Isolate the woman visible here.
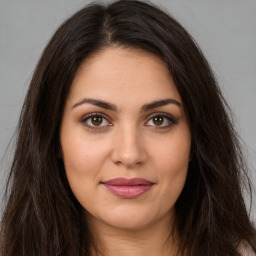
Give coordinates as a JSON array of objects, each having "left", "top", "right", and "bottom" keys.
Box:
[{"left": 1, "top": 0, "right": 255, "bottom": 255}]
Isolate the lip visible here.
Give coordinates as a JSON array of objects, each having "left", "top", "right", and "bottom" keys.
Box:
[{"left": 101, "top": 178, "right": 154, "bottom": 199}]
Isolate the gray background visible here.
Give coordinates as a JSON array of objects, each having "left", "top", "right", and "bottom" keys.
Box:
[{"left": 0, "top": 0, "right": 255, "bottom": 220}]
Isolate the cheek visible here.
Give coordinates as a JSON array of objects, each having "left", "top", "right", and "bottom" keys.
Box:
[
  {"left": 61, "top": 141, "right": 101, "bottom": 211},
  {"left": 61, "top": 128, "right": 109, "bottom": 174},
  {"left": 60, "top": 130, "right": 109, "bottom": 198},
  {"left": 152, "top": 131, "right": 190, "bottom": 201},
  {"left": 154, "top": 131, "right": 191, "bottom": 173}
]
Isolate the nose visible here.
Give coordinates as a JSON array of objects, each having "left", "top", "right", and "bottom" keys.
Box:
[{"left": 110, "top": 125, "right": 147, "bottom": 168}]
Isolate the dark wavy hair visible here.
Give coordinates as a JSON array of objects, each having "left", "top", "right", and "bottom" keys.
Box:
[{"left": 1, "top": 0, "right": 255, "bottom": 255}]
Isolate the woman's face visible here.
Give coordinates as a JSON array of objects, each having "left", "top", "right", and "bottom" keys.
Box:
[{"left": 60, "top": 47, "right": 191, "bottom": 231}]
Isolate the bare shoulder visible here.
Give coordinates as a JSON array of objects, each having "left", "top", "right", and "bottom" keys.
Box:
[{"left": 238, "top": 243, "right": 255, "bottom": 256}]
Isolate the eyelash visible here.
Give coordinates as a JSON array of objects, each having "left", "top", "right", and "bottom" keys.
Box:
[
  {"left": 80, "top": 112, "right": 177, "bottom": 130},
  {"left": 146, "top": 113, "right": 178, "bottom": 128},
  {"left": 80, "top": 113, "right": 112, "bottom": 130}
]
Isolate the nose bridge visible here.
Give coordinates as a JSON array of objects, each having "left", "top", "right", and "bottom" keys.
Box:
[{"left": 111, "top": 121, "right": 147, "bottom": 167}]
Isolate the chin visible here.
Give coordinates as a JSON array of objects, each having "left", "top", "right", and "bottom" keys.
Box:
[
  {"left": 96, "top": 205, "right": 171, "bottom": 232},
  {"left": 104, "top": 216, "right": 153, "bottom": 231}
]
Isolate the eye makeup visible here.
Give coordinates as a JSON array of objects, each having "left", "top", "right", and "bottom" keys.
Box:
[{"left": 79, "top": 111, "right": 178, "bottom": 131}]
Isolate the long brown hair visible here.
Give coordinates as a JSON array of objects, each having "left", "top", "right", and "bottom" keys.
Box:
[{"left": 1, "top": 0, "right": 255, "bottom": 255}]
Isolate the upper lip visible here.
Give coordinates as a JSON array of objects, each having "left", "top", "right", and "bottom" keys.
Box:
[{"left": 101, "top": 178, "right": 154, "bottom": 186}]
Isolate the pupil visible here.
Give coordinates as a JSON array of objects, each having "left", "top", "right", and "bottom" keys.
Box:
[
  {"left": 153, "top": 116, "right": 163, "bottom": 126},
  {"left": 92, "top": 116, "right": 102, "bottom": 126}
]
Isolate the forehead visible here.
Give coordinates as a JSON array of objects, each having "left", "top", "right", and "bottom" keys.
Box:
[{"left": 66, "top": 47, "right": 182, "bottom": 108}]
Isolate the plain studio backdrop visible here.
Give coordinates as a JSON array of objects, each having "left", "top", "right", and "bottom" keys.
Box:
[{"left": 0, "top": 0, "right": 255, "bottom": 221}]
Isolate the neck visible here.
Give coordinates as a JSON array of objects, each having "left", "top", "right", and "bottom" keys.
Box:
[{"left": 87, "top": 213, "right": 179, "bottom": 256}]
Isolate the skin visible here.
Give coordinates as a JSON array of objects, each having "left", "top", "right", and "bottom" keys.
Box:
[{"left": 60, "top": 47, "right": 191, "bottom": 256}]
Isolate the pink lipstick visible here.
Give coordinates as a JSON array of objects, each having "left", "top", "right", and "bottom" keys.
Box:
[{"left": 101, "top": 178, "right": 154, "bottom": 199}]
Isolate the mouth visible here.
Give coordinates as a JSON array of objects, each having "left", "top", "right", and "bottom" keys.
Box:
[{"left": 101, "top": 178, "right": 154, "bottom": 199}]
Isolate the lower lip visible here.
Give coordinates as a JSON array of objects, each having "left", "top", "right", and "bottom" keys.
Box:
[{"left": 103, "top": 184, "right": 153, "bottom": 199}]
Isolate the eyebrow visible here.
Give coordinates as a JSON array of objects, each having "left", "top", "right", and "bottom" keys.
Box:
[
  {"left": 141, "top": 99, "right": 181, "bottom": 112},
  {"left": 72, "top": 98, "right": 181, "bottom": 111},
  {"left": 72, "top": 98, "right": 117, "bottom": 111}
]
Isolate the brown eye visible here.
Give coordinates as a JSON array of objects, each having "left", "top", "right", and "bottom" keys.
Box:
[
  {"left": 152, "top": 116, "right": 164, "bottom": 126},
  {"left": 145, "top": 114, "right": 177, "bottom": 128},
  {"left": 91, "top": 116, "right": 103, "bottom": 126},
  {"left": 81, "top": 114, "right": 111, "bottom": 129}
]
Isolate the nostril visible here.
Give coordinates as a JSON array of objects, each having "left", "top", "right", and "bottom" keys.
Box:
[{"left": 110, "top": 132, "right": 147, "bottom": 167}]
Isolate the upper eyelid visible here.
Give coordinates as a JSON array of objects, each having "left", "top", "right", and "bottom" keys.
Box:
[
  {"left": 146, "top": 112, "right": 176, "bottom": 120},
  {"left": 81, "top": 112, "right": 112, "bottom": 122},
  {"left": 81, "top": 111, "right": 174, "bottom": 119},
  {"left": 80, "top": 112, "right": 177, "bottom": 126},
  {"left": 80, "top": 113, "right": 112, "bottom": 130},
  {"left": 145, "top": 112, "right": 178, "bottom": 127}
]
